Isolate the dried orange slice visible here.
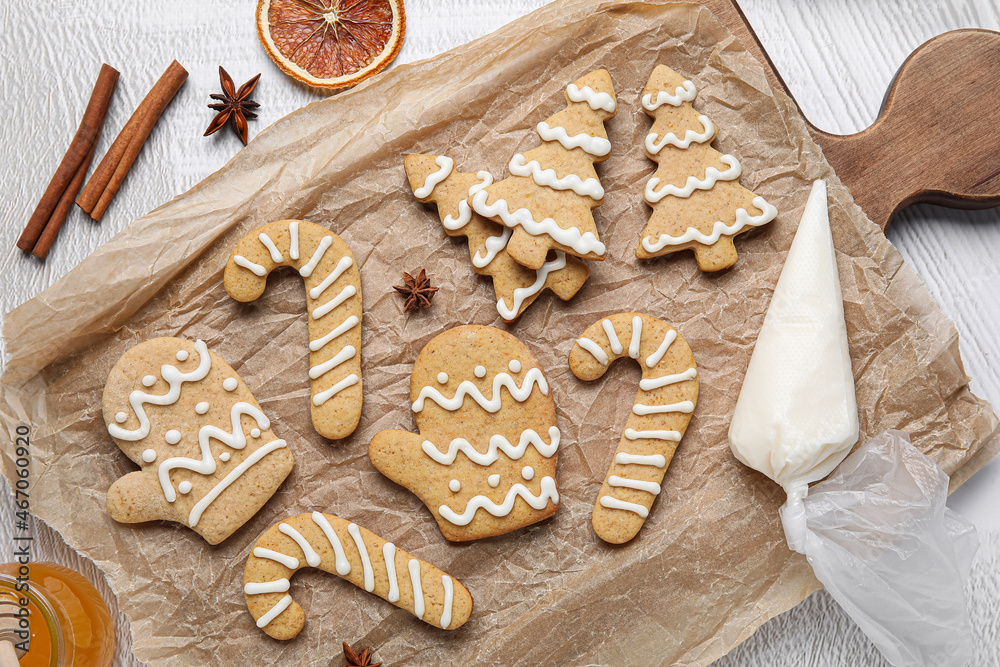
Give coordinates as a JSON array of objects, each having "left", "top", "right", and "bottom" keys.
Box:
[{"left": 256, "top": 0, "right": 405, "bottom": 91}]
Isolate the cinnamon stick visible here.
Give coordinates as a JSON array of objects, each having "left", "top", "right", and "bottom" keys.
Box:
[
  {"left": 78, "top": 60, "right": 188, "bottom": 221},
  {"left": 32, "top": 136, "right": 99, "bottom": 258},
  {"left": 16, "top": 63, "right": 119, "bottom": 252}
]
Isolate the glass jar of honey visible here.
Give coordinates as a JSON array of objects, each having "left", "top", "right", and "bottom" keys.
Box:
[{"left": 0, "top": 562, "right": 114, "bottom": 667}]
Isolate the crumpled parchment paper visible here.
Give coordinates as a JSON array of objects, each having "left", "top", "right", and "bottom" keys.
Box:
[{"left": 2, "top": 1, "right": 998, "bottom": 665}]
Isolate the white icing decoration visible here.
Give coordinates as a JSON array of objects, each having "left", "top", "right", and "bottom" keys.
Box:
[
  {"left": 348, "top": 523, "right": 375, "bottom": 593},
  {"left": 142, "top": 375, "right": 156, "bottom": 387},
  {"left": 279, "top": 522, "right": 322, "bottom": 568},
  {"left": 472, "top": 227, "right": 511, "bottom": 269},
  {"left": 234, "top": 255, "right": 267, "bottom": 276},
  {"left": 115, "top": 412, "right": 127, "bottom": 423},
  {"left": 488, "top": 475, "right": 500, "bottom": 488},
  {"left": 412, "top": 367, "right": 548, "bottom": 413},
  {"left": 471, "top": 189, "right": 606, "bottom": 257},
  {"left": 645, "top": 155, "right": 741, "bottom": 203},
  {"left": 624, "top": 429, "right": 682, "bottom": 442},
  {"left": 441, "top": 576, "right": 455, "bottom": 628},
  {"left": 288, "top": 221, "right": 300, "bottom": 260},
  {"left": 107, "top": 340, "right": 212, "bottom": 442},
  {"left": 383, "top": 543, "right": 399, "bottom": 602},
  {"left": 188, "top": 439, "right": 287, "bottom": 527},
  {"left": 536, "top": 121, "right": 611, "bottom": 157},
  {"left": 443, "top": 172, "right": 493, "bottom": 231},
  {"left": 474, "top": 366, "right": 486, "bottom": 378},
  {"left": 508, "top": 360, "right": 521, "bottom": 373},
  {"left": 309, "top": 315, "right": 360, "bottom": 353},
  {"left": 256, "top": 594, "right": 293, "bottom": 628},
  {"left": 309, "top": 345, "right": 356, "bottom": 380},
  {"left": 645, "top": 115, "right": 715, "bottom": 154},
  {"left": 496, "top": 251, "right": 566, "bottom": 320},
  {"left": 599, "top": 496, "right": 649, "bottom": 517},
  {"left": 312, "top": 285, "right": 357, "bottom": 319},
  {"left": 633, "top": 401, "right": 696, "bottom": 415},
  {"left": 414, "top": 155, "right": 454, "bottom": 198},
  {"left": 308, "top": 256, "right": 354, "bottom": 300},
  {"left": 175, "top": 350, "right": 189, "bottom": 361},
  {"left": 608, "top": 475, "right": 661, "bottom": 495},
  {"left": 422, "top": 426, "right": 560, "bottom": 467},
  {"left": 646, "top": 330, "right": 677, "bottom": 368},
  {"left": 642, "top": 80, "right": 697, "bottom": 111},
  {"left": 311, "top": 511, "right": 351, "bottom": 575},
  {"left": 408, "top": 559, "right": 425, "bottom": 619},
  {"left": 566, "top": 83, "right": 616, "bottom": 112},
  {"left": 439, "top": 476, "right": 559, "bottom": 526},
  {"left": 576, "top": 337, "right": 608, "bottom": 365},
  {"left": 628, "top": 317, "right": 643, "bottom": 359},
  {"left": 639, "top": 367, "right": 698, "bottom": 391},
  {"left": 178, "top": 481, "right": 192, "bottom": 495},
  {"left": 141, "top": 449, "right": 156, "bottom": 463},
  {"left": 195, "top": 401, "right": 209, "bottom": 415},
  {"left": 299, "top": 236, "right": 333, "bottom": 278},
  {"left": 244, "top": 579, "right": 290, "bottom": 595},
  {"left": 313, "top": 374, "right": 360, "bottom": 406},
  {"left": 164, "top": 430, "right": 181, "bottom": 445},
  {"left": 602, "top": 319, "right": 623, "bottom": 354},
  {"left": 449, "top": 479, "right": 461, "bottom": 493},
  {"left": 252, "top": 547, "right": 299, "bottom": 570},
  {"left": 508, "top": 153, "right": 604, "bottom": 200},
  {"left": 251, "top": 428, "right": 261, "bottom": 438},
  {"left": 642, "top": 197, "right": 778, "bottom": 251},
  {"left": 616, "top": 452, "right": 667, "bottom": 467},
  {"left": 218, "top": 452, "right": 231, "bottom": 462},
  {"left": 223, "top": 378, "right": 238, "bottom": 392},
  {"left": 437, "top": 372, "right": 449, "bottom": 384},
  {"left": 259, "top": 233, "right": 283, "bottom": 262},
  {"left": 521, "top": 466, "right": 534, "bottom": 481}
]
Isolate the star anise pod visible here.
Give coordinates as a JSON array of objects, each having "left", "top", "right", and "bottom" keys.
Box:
[
  {"left": 393, "top": 269, "right": 439, "bottom": 313},
  {"left": 204, "top": 66, "right": 261, "bottom": 145},
  {"left": 342, "top": 642, "right": 382, "bottom": 667}
]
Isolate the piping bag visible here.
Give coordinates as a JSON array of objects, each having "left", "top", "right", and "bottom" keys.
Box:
[{"left": 728, "top": 180, "right": 978, "bottom": 666}]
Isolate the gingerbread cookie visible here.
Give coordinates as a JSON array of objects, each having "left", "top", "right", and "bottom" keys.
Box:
[
  {"left": 569, "top": 314, "right": 699, "bottom": 544},
  {"left": 636, "top": 65, "right": 777, "bottom": 271},
  {"left": 369, "top": 326, "right": 560, "bottom": 541},
  {"left": 404, "top": 154, "right": 590, "bottom": 322},
  {"left": 470, "top": 70, "right": 616, "bottom": 269},
  {"left": 244, "top": 512, "right": 473, "bottom": 639},
  {"left": 224, "top": 220, "right": 362, "bottom": 440},
  {"left": 102, "top": 337, "right": 294, "bottom": 545}
]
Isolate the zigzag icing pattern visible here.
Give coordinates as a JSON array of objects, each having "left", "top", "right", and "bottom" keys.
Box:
[
  {"left": 438, "top": 476, "right": 559, "bottom": 526},
  {"left": 645, "top": 115, "right": 715, "bottom": 154},
  {"left": 644, "top": 154, "right": 741, "bottom": 202},
  {"left": 509, "top": 153, "right": 604, "bottom": 200},
  {"left": 412, "top": 367, "right": 549, "bottom": 413},
  {"left": 642, "top": 80, "right": 697, "bottom": 110},
  {"left": 421, "top": 426, "right": 561, "bottom": 466},
  {"left": 536, "top": 121, "right": 611, "bottom": 157},
  {"left": 471, "top": 189, "right": 607, "bottom": 256},
  {"left": 641, "top": 196, "right": 778, "bottom": 251}
]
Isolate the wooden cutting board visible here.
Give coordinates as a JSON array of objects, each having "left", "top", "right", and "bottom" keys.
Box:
[{"left": 706, "top": 0, "right": 1000, "bottom": 230}]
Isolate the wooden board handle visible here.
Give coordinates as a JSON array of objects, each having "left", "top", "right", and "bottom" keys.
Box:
[{"left": 807, "top": 29, "right": 1000, "bottom": 230}]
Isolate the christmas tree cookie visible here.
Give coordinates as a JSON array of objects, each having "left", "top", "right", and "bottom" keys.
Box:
[
  {"left": 471, "top": 69, "right": 616, "bottom": 270},
  {"left": 404, "top": 154, "right": 590, "bottom": 322},
  {"left": 637, "top": 65, "right": 777, "bottom": 271}
]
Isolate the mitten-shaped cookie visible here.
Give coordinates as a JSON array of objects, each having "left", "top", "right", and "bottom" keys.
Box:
[
  {"left": 471, "top": 70, "right": 615, "bottom": 269},
  {"left": 637, "top": 65, "right": 777, "bottom": 271},
  {"left": 369, "top": 325, "right": 560, "bottom": 541},
  {"left": 103, "top": 337, "right": 294, "bottom": 545},
  {"left": 570, "top": 314, "right": 699, "bottom": 544},
  {"left": 224, "top": 220, "right": 362, "bottom": 440},
  {"left": 244, "top": 512, "right": 473, "bottom": 639},
  {"left": 404, "top": 154, "right": 590, "bottom": 322}
]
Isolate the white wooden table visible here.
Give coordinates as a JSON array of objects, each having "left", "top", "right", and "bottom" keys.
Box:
[{"left": 2, "top": 1, "right": 997, "bottom": 664}]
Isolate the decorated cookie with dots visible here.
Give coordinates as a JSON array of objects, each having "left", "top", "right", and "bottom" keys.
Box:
[
  {"left": 569, "top": 313, "right": 699, "bottom": 544},
  {"left": 244, "top": 512, "right": 473, "bottom": 640},
  {"left": 224, "top": 220, "right": 363, "bottom": 440},
  {"left": 102, "top": 337, "right": 294, "bottom": 545},
  {"left": 403, "top": 154, "right": 590, "bottom": 322},
  {"left": 369, "top": 326, "right": 561, "bottom": 541},
  {"left": 470, "top": 69, "right": 616, "bottom": 270}
]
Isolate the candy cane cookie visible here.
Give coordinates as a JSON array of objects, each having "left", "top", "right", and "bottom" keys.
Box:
[
  {"left": 224, "top": 220, "right": 362, "bottom": 440},
  {"left": 569, "top": 313, "right": 699, "bottom": 544},
  {"left": 244, "top": 512, "right": 473, "bottom": 639}
]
